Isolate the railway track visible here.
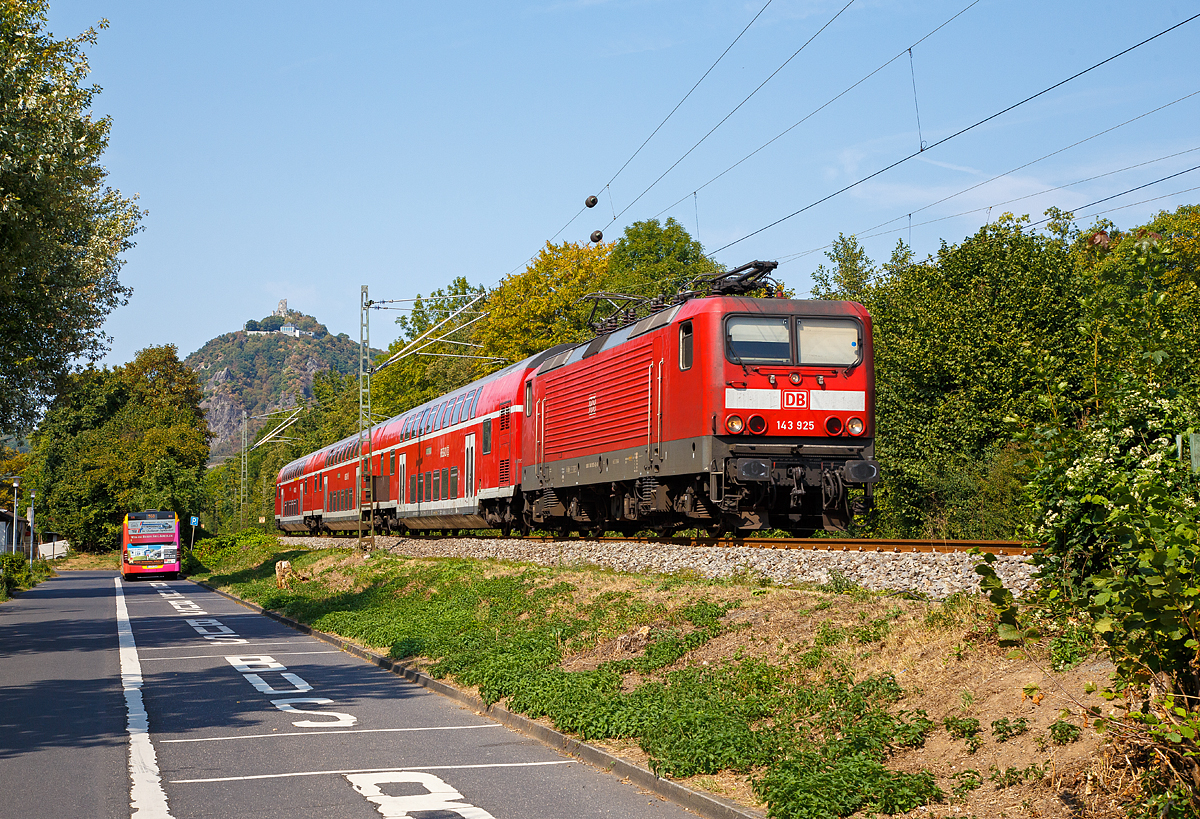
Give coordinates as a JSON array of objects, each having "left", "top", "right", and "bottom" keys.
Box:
[
  {"left": 312, "top": 530, "right": 1038, "bottom": 557},
  {"left": 506, "top": 534, "right": 1034, "bottom": 556}
]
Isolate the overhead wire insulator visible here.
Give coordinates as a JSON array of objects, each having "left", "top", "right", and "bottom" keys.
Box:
[
  {"left": 585, "top": 195, "right": 599, "bottom": 208},
  {"left": 590, "top": 230, "right": 604, "bottom": 243}
]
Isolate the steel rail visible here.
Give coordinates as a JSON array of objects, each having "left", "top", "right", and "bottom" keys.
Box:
[{"left": 524, "top": 535, "right": 1038, "bottom": 556}]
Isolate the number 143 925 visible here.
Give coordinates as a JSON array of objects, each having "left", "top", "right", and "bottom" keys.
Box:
[{"left": 776, "top": 419, "right": 816, "bottom": 431}]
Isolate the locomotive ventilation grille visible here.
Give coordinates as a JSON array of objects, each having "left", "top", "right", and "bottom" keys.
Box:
[{"left": 499, "top": 458, "right": 511, "bottom": 486}]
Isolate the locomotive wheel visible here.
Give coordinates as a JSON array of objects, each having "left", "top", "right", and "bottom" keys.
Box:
[{"left": 500, "top": 525, "right": 513, "bottom": 538}]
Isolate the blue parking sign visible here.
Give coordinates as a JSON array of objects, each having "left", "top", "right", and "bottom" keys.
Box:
[{"left": 190, "top": 516, "right": 199, "bottom": 527}]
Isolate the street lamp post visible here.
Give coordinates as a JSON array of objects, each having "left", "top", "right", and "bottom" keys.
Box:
[
  {"left": 28, "top": 489, "right": 35, "bottom": 570},
  {"left": 11, "top": 477, "right": 18, "bottom": 556}
]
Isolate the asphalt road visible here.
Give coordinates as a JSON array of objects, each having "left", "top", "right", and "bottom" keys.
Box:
[{"left": 0, "top": 571, "right": 698, "bottom": 819}]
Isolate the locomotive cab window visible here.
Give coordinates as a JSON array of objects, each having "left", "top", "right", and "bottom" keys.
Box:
[
  {"left": 796, "top": 318, "right": 861, "bottom": 366},
  {"left": 524, "top": 381, "right": 533, "bottom": 416},
  {"left": 726, "top": 316, "right": 791, "bottom": 365},
  {"left": 679, "top": 321, "right": 693, "bottom": 371}
]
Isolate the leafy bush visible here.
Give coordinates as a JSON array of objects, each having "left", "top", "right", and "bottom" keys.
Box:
[
  {"left": 1049, "top": 719, "right": 1081, "bottom": 746},
  {"left": 991, "top": 717, "right": 1029, "bottom": 742}
]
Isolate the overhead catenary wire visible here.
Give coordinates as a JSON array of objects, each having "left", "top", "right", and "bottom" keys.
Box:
[
  {"left": 779, "top": 147, "right": 1200, "bottom": 261},
  {"left": 654, "top": 0, "right": 984, "bottom": 220},
  {"left": 775, "top": 89, "right": 1200, "bottom": 263},
  {"left": 502, "top": 1, "right": 774, "bottom": 278},
  {"left": 709, "top": 12, "right": 1200, "bottom": 256},
  {"left": 603, "top": 0, "right": 859, "bottom": 229},
  {"left": 602, "top": 0, "right": 775, "bottom": 192}
]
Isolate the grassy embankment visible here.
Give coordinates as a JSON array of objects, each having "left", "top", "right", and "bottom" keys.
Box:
[{"left": 187, "top": 531, "right": 1112, "bottom": 819}]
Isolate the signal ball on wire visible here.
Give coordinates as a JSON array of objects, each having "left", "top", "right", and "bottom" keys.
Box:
[
  {"left": 591, "top": 230, "right": 604, "bottom": 243},
  {"left": 585, "top": 195, "right": 599, "bottom": 208}
]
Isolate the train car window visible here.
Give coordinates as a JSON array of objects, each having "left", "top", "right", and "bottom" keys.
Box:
[
  {"left": 410, "top": 474, "right": 417, "bottom": 504},
  {"left": 796, "top": 318, "right": 861, "bottom": 366},
  {"left": 450, "top": 395, "right": 464, "bottom": 426},
  {"left": 417, "top": 472, "right": 424, "bottom": 503},
  {"left": 679, "top": 321, "right": 694, "bottom": 370},
  {"left": 424, "top": 471, "right": 432, "bottom": 503},
  {"left": 482, "top": 419, "right": 492, "bottom": 454},
  {"left": 450, "top": 467, "right": 459, "bottom": 500},
  {"left": 468, "top": 389, "right": 480, "bottom": 419},
  {"left": 525, "top": 381, "right": 533, "bottom": 416},
  {"left": 390, "top": 451, "right": 396, "bottom": 475},
  {"left": 726, "top": 316, "right": 792, "bottom": 364},
  {"left": 432, "top": 470, "right": 441, "bottom": 502},
  {"left": 441, "top": 468, "right": 449, "bottom": 500}
]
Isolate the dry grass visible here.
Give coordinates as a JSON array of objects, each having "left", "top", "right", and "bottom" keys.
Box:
[{"left": 53, "top": 550, "right": 120, "bottom": 571}]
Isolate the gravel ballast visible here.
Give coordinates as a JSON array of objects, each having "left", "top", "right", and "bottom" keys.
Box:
[{"left": 277, "top": 535, "right": 1036, "bottom": 599}]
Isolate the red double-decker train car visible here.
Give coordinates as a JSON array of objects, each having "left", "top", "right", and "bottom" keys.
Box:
[{"left": 276, "top": 265, "right": 880, "bottom": 537}]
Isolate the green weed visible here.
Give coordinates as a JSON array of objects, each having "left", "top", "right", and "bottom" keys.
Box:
[
  {"left": 991, "top": 717, "right": 1030, "bottom": 742},
  {"left": 1049, "top": 719, "right": 1082, "bottom": 745}
]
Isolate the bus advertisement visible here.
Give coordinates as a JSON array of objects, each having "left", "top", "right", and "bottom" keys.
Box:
[{"left": 121, "top": 510, "right": 181, "bottom": 580}]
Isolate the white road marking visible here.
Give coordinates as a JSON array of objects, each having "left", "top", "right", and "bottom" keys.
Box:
[
  {"left": 244, "top": 672, "right": 313, "bottom": 694},
  {"left": 160, "top": 724, "right": 503, "bottom": 743},
  {"left": 138, "top": 642, "right": 323, "bottom": 650},
  {"left": 225, "top": 655, "right": 286, "bottom": 672},
  {"left": 114, "top": 578, "right": 174, "bottom": 818},
  {"left": 172, "top": 760, "right": 573, "bottom": 784},
  {"left": 348, "top": 771, "right": 495, "bottom": 818},
  {"left": 271, "top": 698, "right": 357, "bottom": 727},
  {"left": 142, "top": 651, "right": 339, "bottom": 661}
]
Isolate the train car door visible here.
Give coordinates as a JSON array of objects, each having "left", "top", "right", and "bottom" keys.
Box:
[
  {"left": 398, "top": 453, "right": 406, "bottom": 510},
  {"left": 498, "top": 403, "right": 512, "bottom": 488},
  {"left": 464, "top": 434, "right": 476, "bottom": 500}
]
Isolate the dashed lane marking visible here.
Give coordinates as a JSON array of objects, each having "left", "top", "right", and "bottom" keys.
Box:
[
  {"left": 115, "top": 578, "right": 175, "bottom": 818},
  {"left": 138, "top": 641, "right": 322, "bottom": 650},
  {"left": 171, "top": 760, "right": 573, "bottom": 784},
  {"left": 141, "top": 651, "right": 341, "bottom": 661},
  {"left": 160, "top": 724, "right": 504, "bottom": 743}
]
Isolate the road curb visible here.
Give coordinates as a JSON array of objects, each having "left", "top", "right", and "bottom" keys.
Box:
[{"left": 192, "top": 579, "right": 764, "bottom": 819}]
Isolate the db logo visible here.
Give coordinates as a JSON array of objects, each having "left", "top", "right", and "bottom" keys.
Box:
[{"left": 783, "top": 391, "right": 808, "bottom": 410}]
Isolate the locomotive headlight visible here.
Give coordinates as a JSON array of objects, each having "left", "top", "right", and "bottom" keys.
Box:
[
  {"left": 788, "top": 372, "right": 801, "bottom": 385},
  {"left": 726, "top": 415, "right": 744, "bottom": 434},
  {"left": 847, "top": 417, "right": 864, "bottom": 436}
]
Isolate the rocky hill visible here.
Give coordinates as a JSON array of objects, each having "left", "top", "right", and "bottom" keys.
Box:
[{"left": 185, "top": 309, "right": 361, "bottom": 459}]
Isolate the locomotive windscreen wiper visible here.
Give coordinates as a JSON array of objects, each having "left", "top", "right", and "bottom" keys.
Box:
[{"left": 726, "top": 333, "right": 749, "bottom": 374}]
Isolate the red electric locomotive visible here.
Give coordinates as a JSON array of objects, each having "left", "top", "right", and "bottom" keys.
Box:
[{"left": 276, "top": 262, "right": 880, "bottom": 537}]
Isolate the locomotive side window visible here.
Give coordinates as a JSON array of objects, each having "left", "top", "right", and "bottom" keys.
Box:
[
  {"left": 679, "top": 321, "right": 693, "bottom": 371},
  {"left": 525, "top": 381, "right": 533, "bottom": 416},
  {"left": 482, "top": 419, "right": 492, "bottom": 454},
  {"left": 726, "top": 316, "right": 791, "bottom": 365},
  {"left": 796, "top": 318, "right": 861, "bottom": 366}
]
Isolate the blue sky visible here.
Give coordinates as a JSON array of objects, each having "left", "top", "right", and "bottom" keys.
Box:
[{"left": 47, "top": 1, "right": 1200, "bottom": 364}]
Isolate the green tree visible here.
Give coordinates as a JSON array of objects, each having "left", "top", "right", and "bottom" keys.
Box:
[
  {"left": 607, "top": 217, "right": 723, "bottom": 300},
  {"left": 475, "top": 240, "right": 613, "bottom": 363},
  {"left": 29, "top": 345, "right": 210, "bottom": 550},
  {"left": 0, "top": 2, "right": 144, "bottom": 434}
]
